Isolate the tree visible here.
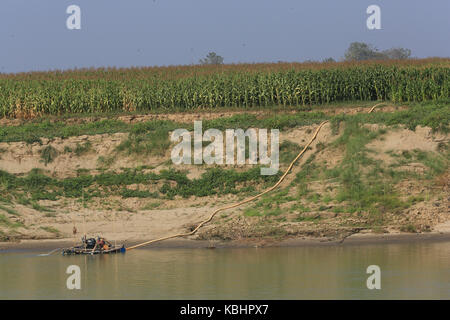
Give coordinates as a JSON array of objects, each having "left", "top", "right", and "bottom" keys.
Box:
[
  {"left": 381, "top": 47, "right": 411, "bottom": 60},
  {"left": 344, "top": 42, "right": 412, "bottom": 61},
  {"left": 344, "top": 42, "right": 384, "bottom": 61},
  {"left": 322, "top": 57, "right": 336, "bottom": 63},
  {"left": 199, "top": 52, "right": 224, "bottom": 65}
]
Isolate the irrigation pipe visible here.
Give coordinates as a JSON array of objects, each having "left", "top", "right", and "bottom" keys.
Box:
[{"left": 125, "top": 102, "right": 385, "bottom": 251}]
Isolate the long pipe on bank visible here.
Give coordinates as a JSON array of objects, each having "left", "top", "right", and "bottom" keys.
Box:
[{"left": 125, "top": 102, "right": 386, "bottom": 251}]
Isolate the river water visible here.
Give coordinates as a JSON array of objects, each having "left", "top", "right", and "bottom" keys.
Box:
[{"left": 0, "top": 240, "right": 449, "bottom": 299}]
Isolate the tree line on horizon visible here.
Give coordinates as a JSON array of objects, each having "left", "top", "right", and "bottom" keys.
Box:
[{"left": 201, "top": 42, "right": 412, "bottom": 65}]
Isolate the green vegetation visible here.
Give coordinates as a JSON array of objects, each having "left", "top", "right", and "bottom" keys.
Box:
[
  {"left": 0, "top": 213, "right": 23, "bottom": 229},
  {"left": 31, "top": 202, "right": 54, "bottom": 213},
  {"left": 0, "top": 102, "right": 448, "bottom": 147},
  {"left": 0, "top": 59, "right": 448, "bottom": 241},
  {"left": 329, "top": 123, "right": 406, "bottom": 223},
  {"left": 243, "top": 208, "right": 261, "bottom": 217},
  {"left": 73, "top": 141, "right": 92, "bottom": 156},
  {"left": 294, "top": 214, "right": 321, "bottom": 222},
  {"left": 244, "top": 206, "right": 282, "bottom": 217},
  {"left": 243, "top": 188, "right": 294, "bottom": 218},
  {"left": 0, "top": 166, "right": 279, "bottom": 203},
  {"left": 1, "top": 59, "right": 448, "bottom": 118},
  {"left": 346, "top": 100, "right": 450, "bottom": 132},
  {"left": 120, "top": 189, "right": 159, "bottom": 198},
  {"left": 39, "top": 145, "right": 58, "bottom": 165},
  {"left": 344, "top": 42, "right": 411, "bottom": 61},
  {"left": 115, "top": 122, "right": 175, "bottom": 157},
  {"left": 279, "top": 141, "right": 302, "bottom": 164},
  {"left": 0, "top": 119, "right": 129, "bottom": 143},
  {"left": 199, "top": 52, "right": 224, "bottom": 65},
  {"left": 0, "top": 230, "right": 8, "bottom": 241},
  {"left": 141, "top": 202, "right": 161, "bottom": 210},
  {"left": 388, "top": 148, "right": 448, "bottom": 179},
  {"left": 400, "top": 224, "right": 417, "bottom": 233},
  {"left": 0, "top": 204, "right": 18, "bottom": 216},
  {"left": 294, "top": 117, "right": 449, "bottom": 225},
  {"left": 40, "top": 226, "right": 61, "bottom": 236}
]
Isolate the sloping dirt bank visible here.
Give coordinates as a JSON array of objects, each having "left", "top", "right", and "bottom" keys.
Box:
[{"left": 0, "top": 107, "right": 448, "bottom": 248}]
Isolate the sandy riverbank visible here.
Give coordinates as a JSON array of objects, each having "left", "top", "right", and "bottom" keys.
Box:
[
  {"left": 1, "top": 107, "right": 448, "bottom": 254},
  {"left": 1, "top": 231, "right": 449, "bottom": 253}
]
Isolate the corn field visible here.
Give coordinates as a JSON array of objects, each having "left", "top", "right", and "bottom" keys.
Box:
[{"left": 0, "top": 59, "right": 449, "bottom": 118}]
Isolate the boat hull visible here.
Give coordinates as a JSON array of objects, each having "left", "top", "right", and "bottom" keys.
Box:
[{"left": 62, "top": 245, "right": 126, "bottom": 255}]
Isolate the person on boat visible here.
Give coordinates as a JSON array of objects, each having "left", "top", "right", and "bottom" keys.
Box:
[
  {"left": 97, "top": 237, "right": 112, "bottom": 251},
  {"left": 97, "top": 237, "right": 105, "bottom": 250}
]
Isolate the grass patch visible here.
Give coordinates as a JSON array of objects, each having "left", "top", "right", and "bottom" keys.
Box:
[
  {"left": 0, "top": 204, "right": 18, "bottom": 216},
  {"left": 244, "top": 208, "right": 261, "bottom": 217},
  {"left": 40, "top": 226, "right": 61, "bottom": 236},
  {"left": 0, "top": 101, "right": 447, "bottom": 145},
  {"left": 39, "top": 145, "right": 58, "bottom": 165},
  {"left": 294, "top": 214, "right": 321, "bottom": 222},
  {"left": 74, "top": 141, "right": 92, "bottom": 156},
  {"left": 389, "top": 147, "right": 448, "bottom": 179},
  {"left": 141, "top": 202, "right": 161, "bottom": 210},
  {"left": 97, "top": 155, "right": 115, "bottom": 168},
  {"left": 31, "top": 202, "right": 54, "bottom": 213},
  {"left": 400, "top": 224, "right": 417, "bottom": 233},
  {"left": 279, "top": 140, "right": 302, "bottom": 164},
  {"left": 0, "top": 213, "right": 23, "bottom": 228},
  {"left": 120, "top": 189, "right": 159, "bottom": 198},
  {"left": 0, "top": 147, "right": 6, "bottom": 159},
  {"left": 347, "top": 100, "right": 450, "bottom": 133},
  {"left": 295, "top": 117, "right": 418, "bottom": 224},
  {"left": 0, "top": 165, "right": 279, "bottom": 201}
]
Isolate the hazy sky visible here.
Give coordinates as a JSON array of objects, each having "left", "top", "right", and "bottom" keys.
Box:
[{"left": 1, "top": 0, "right": 449, "bottom": 73}]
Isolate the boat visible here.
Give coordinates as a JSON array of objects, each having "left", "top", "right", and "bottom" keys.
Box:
[
  {"left": 62, "top": 236, "right": 126, "bottom": 255},
  {"left": 62, "top": 245, "right": 126, "bottom": 255}
]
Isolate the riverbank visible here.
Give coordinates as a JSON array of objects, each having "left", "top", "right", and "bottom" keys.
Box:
[
  {"left": 1, "top": 103, "right": 448, "bottom": 250},
  {"left": 2, "top": 230, "right": 450, "bottom": 253}
]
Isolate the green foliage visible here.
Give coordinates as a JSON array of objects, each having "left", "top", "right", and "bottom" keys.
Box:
[
  {"left": 0, "top": 119, "right": 129, "bottom": 143},
  {"left": 40, "top": 226, "right": 61, "bottom": 235},
  {"left": 352, "top": 101, "right": 450, "bottom": 132},
  {"left": 279, "top": 140, "right": 302, "bottom": 164},
  {"left": 141, "top": 202, "right": 161, "bottom": 210},
  {"left": 244, "top": 206, "right": 282, "bottom": 217},
  {"left": 116, "top": 128, "right": 170, "bottom": 157},
  {"left": 400, "top": 224, "right": 417, "bottom": 233},
  {"left": 344, "top": 42, "right": 411, "bottom": 61},
  {"left": 199, "top": 52, "right": 224, "bottom": 65},
  {"left": 294, "top": 118, "right": 419, "bottom": 223},
  {"left": 344, "top": 42, "right": 386, "bottom": 61},
  {"left": 0, "top": 213, "right": 23, "bottom": 228},
  {"left": 1, "top": 60, "right": 448, "bottom": 118},
  {"left": 244, "top": 208, "right": 261, "bottom": 217},
  {"left": 120, "top": 189, "right": 159, "bottom": 198},
  {"left": 0, "top": 204, "right": 18, "bottom": 216},
  {"left": 294, "top": 214, "right": 320, "bottom": 222},
  {"left": 328, "top": 120, "right": 409, "bottom": 220},
  {"left": 31, "top": 202, "right": 54, "bottom": 213},
  {"left": 0, "top": 102, "right": 447, "bottom": 146},
  {"left": 73, "top": 141, "right": 92, "bottom": 156},
  {"left": 39, "top": 145, "right": 58, "bottom": 165},
  {"left": 163, "top": 167, "right": 280, "bottom": 198},
  {"left": 0, "top": 165, "right": 279, "bottom": 202}
]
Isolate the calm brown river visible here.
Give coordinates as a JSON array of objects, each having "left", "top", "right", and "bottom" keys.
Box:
[{"left": 0, "top": 241, "right": 449, "bottom": 299}]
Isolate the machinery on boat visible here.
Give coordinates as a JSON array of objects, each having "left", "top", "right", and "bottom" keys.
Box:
[{"left": 62, "top": 236, "right": 126, "bottom": 255}]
